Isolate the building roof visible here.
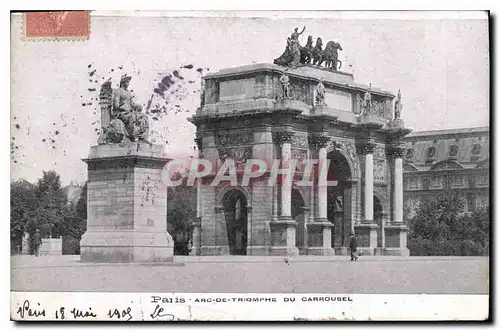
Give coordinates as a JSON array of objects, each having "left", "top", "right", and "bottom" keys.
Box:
[{"left": 406, "top": 126, "right": 489, "bottom": 138}]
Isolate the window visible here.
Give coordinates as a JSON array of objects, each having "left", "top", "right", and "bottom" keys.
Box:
[
  {"left": 471, "top": 144, "right": 481, "bottom": 162},
  {"left": 449, "top": 145, "right": 458, "bottom": 158},
  {"left": 426, "top": 146, "right": 436, "bottom": 163},
  {"left": 427, "top": 146, "right": 436, "bottom": 158}
]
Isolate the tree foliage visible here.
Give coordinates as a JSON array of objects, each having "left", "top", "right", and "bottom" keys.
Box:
[
  {"left": 10, "top": 171, "right": 87, "bottom": 254},
  {"left": 407, "top": 189, "right": 490, "bottom": 256},
  {"left": 167, "top": 176, "right": 196, "bottom": 255}
]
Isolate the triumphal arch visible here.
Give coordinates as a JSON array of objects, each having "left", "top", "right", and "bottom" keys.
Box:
[{"left": 189, "top": 30, "right": 411, "bottom": 256}]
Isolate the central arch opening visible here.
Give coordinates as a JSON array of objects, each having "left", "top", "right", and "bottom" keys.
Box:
[
  {"left": 222, "top": 189, "right": 248, "bottom": 255},
  {"left": 327, "top": 150, "right": 352, "bottom": 250}
]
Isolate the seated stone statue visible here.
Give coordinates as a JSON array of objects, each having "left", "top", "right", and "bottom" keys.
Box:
[{"left": 99, "top": 75, "right": 150, "bottom": 144}]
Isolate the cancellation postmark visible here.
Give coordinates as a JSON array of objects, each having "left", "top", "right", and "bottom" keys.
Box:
[{"left": 22, "top": 11, "right": 90, "bottom": 41}]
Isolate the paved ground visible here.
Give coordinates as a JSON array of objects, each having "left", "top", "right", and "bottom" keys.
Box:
[{"left": 11, "top": 255, "right": 489, "bottom": 294}]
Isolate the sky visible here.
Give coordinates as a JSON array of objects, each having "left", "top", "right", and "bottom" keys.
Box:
[{"left": 10, "top": 12, "right": 489, "bottom": 185}]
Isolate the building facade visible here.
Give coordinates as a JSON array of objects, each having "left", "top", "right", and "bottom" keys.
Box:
[{"left": 402, "top": 127, "right": 490, "bottom": 218}]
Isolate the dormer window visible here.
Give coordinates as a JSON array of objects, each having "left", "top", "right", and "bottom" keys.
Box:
[
  {"left": 449, "top": 145, "right": 458, "bottom": 159},
  {"left": 471, "top": 144, "right": 481, "bottom": 162},
  {"left": 426, "top": 146, "right": 436, "bottom": 163}
]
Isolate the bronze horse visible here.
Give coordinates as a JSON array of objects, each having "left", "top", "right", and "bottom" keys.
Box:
[
  {"left": 322, "top": 41, "right": 343, "bottom": 71},
  {"left": 311, "top": 37, "right": 324, "bottom": 66},
  {"left": 299, "top": 35, "right": 314, "bottom": 64}
]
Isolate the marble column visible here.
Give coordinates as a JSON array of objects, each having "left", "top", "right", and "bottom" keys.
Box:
[
  {"left": 317, "top": 145, "right": 328, "bottom": 222},
  {"left": 393, "top": 147, "right": 405, "bottom": 223},
  {"left": 270, "top": 132, "right": 298, "bottom": 256},
  {"left": 191, "top": 136, "right": 203, "bottom": 256},
  {"left": 306, "top": 133, "right": 334, "bottom": 256},
  {"left": 280, "top": 134, "right": 293, "bottom": 220},
  {"left": 363, "top": 143, "right": 375, "bottom": 222},
  {"left": 354, "top": 141, "right": 377, "bottom": 255},
  {"left": 191, "top": 178, "right": 202, "bottom": 256}
]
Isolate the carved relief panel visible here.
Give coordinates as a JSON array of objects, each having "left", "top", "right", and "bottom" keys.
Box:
[{"left": 374, "top": 159, "right": 386, "bottom": 181}]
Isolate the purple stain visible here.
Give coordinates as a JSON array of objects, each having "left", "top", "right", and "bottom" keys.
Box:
[
  {"left": 196, "top": 68, "right": 203, "bottom": 73},
  {"left": 88, "top": 88, "right": 96, "bottom": 92},
  {"left": 111, "top": 69, "right": 114, "bottom": 72},
  {"left": 42, "top": 139, "right": 46, "bottom": 142},
  {"left": 88, "top": 64, "right": 92, "bottom": 68},
  {"left": 89, "top": 69, "right": 97, "bottom": 77},
  {"left": 173, "top": 70, "right": 184, "bottom": 80},
  {"left": 15, "top": 124, "right": 20, "bottom": 129},
  {"left": 55, "top": 130, "right": 60, "bottom": 135},
  {"left": 82, "top": 103, "right": 86, "bottom": 106},
  {"left": 182, "top": 64, "right": 194, "bottom": 69},
  {"left": 152, "top": 117, "right": 159, "bottom": 121}
]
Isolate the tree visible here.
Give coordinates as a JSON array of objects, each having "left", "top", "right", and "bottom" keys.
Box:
[
  {"left": 33, "top": 171, "right": 68, "bottom": 238},
  {"left": 10, "top": 171, "right": 88, "bottom": 255},
  {"left": 10, "top": 179, "right": 37, "bottom": 253},
  {"left": 167, "top": 175, "right": 196, "bottom": 255},
  {"left": 408, "top": 189, "right": 490, "bottom": 256}
]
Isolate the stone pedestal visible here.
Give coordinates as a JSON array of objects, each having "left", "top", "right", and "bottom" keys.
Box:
[
  {"left": 354, "top": 223, "right": 378, "bottom": 256},
  {"left": 390, "top": 118, "right": 404, "bottom": 129},
  {"left": 80, "top": 143, "right": 174, "bottom": 263},
  {"left": 306, "top": 222, "right": 335, "bottom": 256},
  {"left": 360, "top": 114, "right": 385, "bottom": 126},
  {"left": 384, "top": 223, "right": 410, "bottom": 256},
  {"left": 269, "top": 219, "right": 299, "bottom": 256}
]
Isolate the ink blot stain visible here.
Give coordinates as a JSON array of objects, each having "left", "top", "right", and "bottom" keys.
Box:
[
  {"left": 182, "top": 64, "right": 194, "bottom": 69},
  {"left": 15, "top": 124, "right": 20, "bottom": 129},
  {"left": 196, "top": 68, "right": 203, "bottom": 73},
  {"left": 173, "top": 70, "right": 184, "bottom": 80}
]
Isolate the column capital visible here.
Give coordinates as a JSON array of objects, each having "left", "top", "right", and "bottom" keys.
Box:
[
  {"left": 273, "top": 131, "right": 294, "bottom": 145},
  {"left": 387, "top": 146, "right": 405, "bottom": 158},
  {"left": 308, "top": 133, "right": 330, "bottom": 150},
  {"left": 357, "top": 141, "right": 376, "bottom": 155}
]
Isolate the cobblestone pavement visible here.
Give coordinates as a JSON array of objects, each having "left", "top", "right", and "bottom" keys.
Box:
[{"left": 11, "top": 255, "right": 489, "bottom": 294}]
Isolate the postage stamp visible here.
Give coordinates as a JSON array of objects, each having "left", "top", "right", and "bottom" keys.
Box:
[
  {"left": 22, "top": 11, "right": 90, "bottom": 41},
  {"left": 10, "top": 10, "right": 490, "bottom": 322}
]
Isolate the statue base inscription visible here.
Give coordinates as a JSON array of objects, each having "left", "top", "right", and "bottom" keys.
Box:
[{"left": 80, "top": 143, "right": 174, "bottom": 263}]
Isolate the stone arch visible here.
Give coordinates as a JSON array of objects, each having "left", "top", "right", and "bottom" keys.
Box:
[
  {"left": 291, "top": 184, "right": 309, "bottom": 209},
  {"left": 220, "top": 187, "right": 250, "bottom": 255},
  {"left": 326, "top": 144, "right": 360, "bottom": 181},
  {"left": 217, "top": 184, "right": 251, "bottom": 207}
]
